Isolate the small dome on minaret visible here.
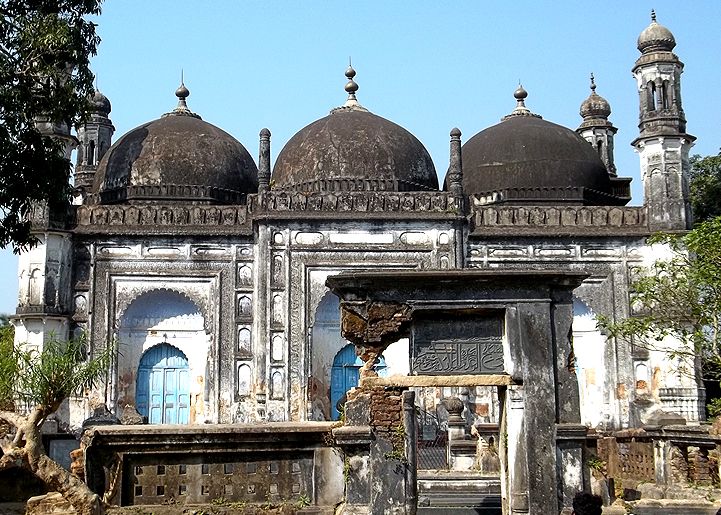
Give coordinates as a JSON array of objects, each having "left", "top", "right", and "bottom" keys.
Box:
[
  {"left": 89, "top": 89, "right": 111, "bottom": 115},
  {"left": 579, "top": 74, "right": 611, "bottom": 121},
  {"left": 637, "top": 10, "right": 676, "bottom": 53}
]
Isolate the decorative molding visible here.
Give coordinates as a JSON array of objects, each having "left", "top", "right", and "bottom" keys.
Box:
[{"left": 471, "top": 205, "right": 650, "bottom": 236}]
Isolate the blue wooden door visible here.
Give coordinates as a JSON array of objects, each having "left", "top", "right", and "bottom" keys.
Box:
[
  {"left": 330, "top": 344, "right": 386, "bottom": 420},
  {"left": 136, "top": 344, "right": 190, "bottom": 424}
]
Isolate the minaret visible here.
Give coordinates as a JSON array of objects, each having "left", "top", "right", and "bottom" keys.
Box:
[
  {"left": 577, "top": 74, "right": 617, "bottom": 176},
  {"left": 632, "top": 10, "right": 695, "bottom": 230},
  {"left": 75, "top": 89, "right": 114, "bottom": 194},
  {"left": 14, "top": 117, "right": 77, "bottom": 351}
]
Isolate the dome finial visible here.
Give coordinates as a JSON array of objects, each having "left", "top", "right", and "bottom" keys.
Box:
[
  {"left": 175, "top": 69, "right": 189, "bottom": 104},
  {"left": 332, "top": 61, "right": 368, "bottom": 113},
  {"left": 344, "top": 58, "right": 359, "bottom": 102},
  {"left": 163, "top": 71, "right": 201, "bottom": 119},
  {"left": 651, "top": 9, "right": 657, "bottom": 23},
  {"left": 590, "top": 73, "right": 596, "bottom": 92},
  {"left": 503, "top": 83, "right": 540, "bottom": 120}
]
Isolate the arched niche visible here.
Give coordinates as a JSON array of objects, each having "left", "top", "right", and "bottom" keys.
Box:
[{"left": 115, "top": 289, "right": 209, "bottom": 424}]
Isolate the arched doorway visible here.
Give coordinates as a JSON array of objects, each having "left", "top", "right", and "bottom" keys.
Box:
[
  {"left": 136, "top": 343, "right": 191, "bottom": 424},
  {"left": 118, "top": 289, "right": 207, "bottom": 423},
  {"left": 330, "top": 344, "right": 386, "bottom": 420}
]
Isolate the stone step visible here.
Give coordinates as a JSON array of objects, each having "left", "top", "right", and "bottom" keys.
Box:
[
  {"left": 418, "top": 472, "right": 501, "bottom": 511},
  {"left": 417, "top": 508, "right": 501, "bottom": 515}
]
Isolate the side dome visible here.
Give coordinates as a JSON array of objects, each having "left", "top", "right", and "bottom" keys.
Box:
[
  {"left": 91, "top": 84, "right": 258, "bottom": 204},
  {"left": 461, "top": 88, "right": 627, "bottom": 206},
  {"left": 271, "top": 67, "right": 438, "bottom": 192}
]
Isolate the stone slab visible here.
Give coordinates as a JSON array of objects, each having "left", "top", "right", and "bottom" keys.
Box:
[{"left": 361, "top": 374, "right": 516, "bottom": 388}]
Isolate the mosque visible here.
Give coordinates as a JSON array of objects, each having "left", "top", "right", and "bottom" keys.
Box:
[{"left": 13, "top": 13, "right": 700, "bottom": 433}]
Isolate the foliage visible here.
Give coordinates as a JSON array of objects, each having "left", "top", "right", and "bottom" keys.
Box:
[
  {"left": 0, "top": 315, "right": 16, "bottom": 408},
  {"left": 587, "top": 454, "right": 606, "bottom": 474},
  {"left": 0, "top": 0, "right": 102, "bottom": 251},
  {"left": 598, "top": 216, "right": 721, "bottom": 380},
  {"left": 689, "top": 149, "right": 721, "bottom": 224},
  {"left": 0, "top": 334, "right": 111, "bottom": 412},
  {"left": 0, "top": 333, "right": 112, "bottom": 513},
  {"left": 707, "top": 397, "right": 721, "bottom": 419}
]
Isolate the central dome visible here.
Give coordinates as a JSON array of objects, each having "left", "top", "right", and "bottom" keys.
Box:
[
  {"left": 271, "top": 67, "right": 438, "bottom": 192},
  {"left": 92, "top": 85, "right": 258, "bottom": 204}
]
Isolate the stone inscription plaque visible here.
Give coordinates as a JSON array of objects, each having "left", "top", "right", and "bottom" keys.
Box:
[
  {"left": 412, "top": 312, "right": 504, "bottom": 375},
  {"left": 413, "top": 337, "right": 503, "bottom": 374}
]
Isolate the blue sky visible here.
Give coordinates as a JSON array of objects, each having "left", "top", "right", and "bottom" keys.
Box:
[{"left": 2, "top": 1, "right": 720, "bottom": 314}]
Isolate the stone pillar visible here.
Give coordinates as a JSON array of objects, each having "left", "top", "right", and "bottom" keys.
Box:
[
  {"left": 444, "top": 396, "right": 476, "bottom": 471},
  {"left": 334, "top": 386, "right": 417, "bottom": 514},
  {"left": 473, "top": 423, "right": 501, "bottom": 475},
  {"left": 446, "top": 128, "right": 463, "bottom": 196},
  {"left": 556, "top": 424, "right": 588, "bottom": 510},
  {"left": 258, "top": 128, "right": 271, "bottom": 192}
]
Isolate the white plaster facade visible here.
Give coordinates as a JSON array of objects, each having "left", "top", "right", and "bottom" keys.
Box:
[{"left": 12, "top": 15, "right": 705, "bottom": 433}]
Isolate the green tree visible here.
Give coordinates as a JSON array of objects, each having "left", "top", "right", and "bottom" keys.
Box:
[
  {"left": 0, "top": 335, "right": 112, "bottom": 514},
  {"left": 689, "top": 149, "right": 721, "bottom": 224},
  {"left": 0, "top": 315, "right": 16, "bottom": 410},
  {"left": 598, "top": 216, "right": 721, "bottom": 397},
  {"left": 0, "top": 1, "right": 102, "bottom": 251}
]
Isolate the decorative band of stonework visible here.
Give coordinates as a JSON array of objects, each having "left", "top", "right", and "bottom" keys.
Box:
[
  {"left": 96, "top": 184, "right": 247, "bottom": 204},
  {"left": 275, "top": 177, "right": 438, "bottom": 193}
]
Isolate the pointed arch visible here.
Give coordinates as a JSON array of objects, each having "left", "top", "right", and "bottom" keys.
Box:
[{"left": 115, "top": 286, "right": 208, "bottom": 331}]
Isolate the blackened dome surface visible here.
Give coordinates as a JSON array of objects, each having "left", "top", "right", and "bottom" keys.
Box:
[
  {"left": 271, "top": 109, "right": 438, "bottom": 192},
  {"left": 461, "top": 116, "right": 615, "bottom": 202},
  {"left": 92, "top": 115, "right": 258, "bottom": 203}
]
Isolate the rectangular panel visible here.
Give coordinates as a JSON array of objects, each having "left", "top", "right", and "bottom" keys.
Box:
[
  {"left": 178, "top": 369, "right": 190, "bottom": 424},
  {"left": 412, "top": 339, "right": 504, "bottom": 375},
  {"left": 136, "top": 369, "right": 149, "bottom": 416},
  {"left": 412, "top": 312, "right": 505, "bottom": 375},
  {"left": 124, "top": 452, "right": 315, "bottom": 506},
  {"left": 164, "top": 369, "right": 178, "bottom": 424}
]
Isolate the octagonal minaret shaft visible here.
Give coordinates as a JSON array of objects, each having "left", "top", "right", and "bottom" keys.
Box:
[{"left": 632, "top": 11, "right": 695, "bottom": 230}]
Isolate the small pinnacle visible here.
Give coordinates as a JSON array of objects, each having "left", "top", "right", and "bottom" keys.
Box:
[
  {"left": 450, "top": 127, "right": 461, "bottom": 138},
  {"left": 344, "top": 65, "right": 359, "bottom": 100},
  {"left": 331, "top": 63, "right": 368, "bottom": 113},
  {"left": 175, "top": 82, "right": 189, "bottom": 100},
  {"left": 163, "top": 75, "right": 201, "bottom": 119},
  {"left": 651, "top": 9, "right": 657, "bottom": 22},
  {"left": 502, "top": 83, "right": 541, "bottom": 120}
]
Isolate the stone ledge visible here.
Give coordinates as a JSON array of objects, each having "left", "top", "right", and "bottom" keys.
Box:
[
  {"left": 361, "top": 374, "right": 517, "bottom": 388},
  {"left": 332, "top": 425, "right": 373, "bottom": 447}
]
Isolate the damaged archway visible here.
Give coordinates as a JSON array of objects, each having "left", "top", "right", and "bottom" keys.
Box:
[
  {"left": 309, "top": 291, "right": 404, "bottom": 421},
  {"left": 327, "top": 269, "right": 588, "bottom": 515}
]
